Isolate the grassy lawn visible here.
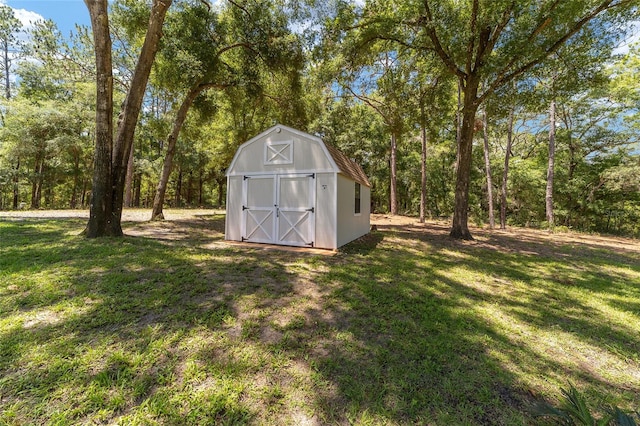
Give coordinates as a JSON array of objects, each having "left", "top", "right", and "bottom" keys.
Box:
[{"left": 0, "top": 211, "right": 639, "bottom": 425}]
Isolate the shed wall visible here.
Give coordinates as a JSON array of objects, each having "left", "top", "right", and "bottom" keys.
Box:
[
  {"left": 336, "top": 174, "right": 371, "bottom": 248},
  {"left": 226, "top": 125, "right": 370, "bottom": 250},
  {"left": 314, "top": 172, "right": 337, "bottom": 249},
  {"left": 225, "top": 176, "right": 243, "bottom": 241}
]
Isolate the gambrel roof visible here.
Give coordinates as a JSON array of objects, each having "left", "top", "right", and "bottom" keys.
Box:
[
  {"left": 226, "top": 124, "right": 370, "bottom": 187},
  {"left": 324, "top": 142, "right": 370, "bottom": 187}
]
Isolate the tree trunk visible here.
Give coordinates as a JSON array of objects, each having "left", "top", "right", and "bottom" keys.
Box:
[
  {"left": 3, "top": 40, "right": 10, "bottom": 99},
  {"left": 134, "top": 174, "right": 141, "bottom": 207},
  {"left": 545, "top": 99, "right": 556, "bottom": 231},
  {"left": 186, "top": 171, "right": 193, "bottom": 205},
  {"left": 109, "top": 0, "right": 171, "bottom": 234},
  {"left": 124, "top": 141, "right": 135, "bottom": 207},
  {"left": 482, "top": 109, "right": 495, "bottom": 229},
  {"left": 12, "top": 158, "right": 19, "bottom": 209},
  {"left": 566, "top": 126, "right": 577, "bottom": 227},
  {"left": 175, "top": 168, "right": 183, "bottom": 208},
  {"left": 84, "top": 0, "right": 171, "bottom": 237},
  {"left": 455, "top": 80, "right": 462, "bottom": 174},
  {"left": 44, "top": 166, "right": 53, "bottom": 208},
  {"left": 419, "top": 121, "right": 427, "bottom": 223},
  {"left": 70, "top": 153, "right": 78, "bottom": 208},
  {"left": 198, "top": 170, "right": 204, "bottom": 206},
  {"left": 450, "top": 77, "right": 480, "bottom": 240},
  {"left": 81, "top": 179, "right": 88, "bottom": 208},
  {"left": 500, "top": 104, "right": 514, "bottom": 229},
  {"left": 217, "top": 176, "right": 225, "bottom": 207},
  {"left": 31, "top": 157, "right": 44, "bottom": 209},
  {"left": 84, "top": 0, "right": 114, "bottom": 237},
  {"left": 151, "top": 84, "right": 202, "bottom": 220},
  {"left": 389, "top": 132, "right": 398, "bottom": 215}
]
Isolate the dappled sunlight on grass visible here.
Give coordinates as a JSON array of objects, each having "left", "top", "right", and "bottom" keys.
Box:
[{"left": 0, "top": 214, "right": 638, "bottom": 424}]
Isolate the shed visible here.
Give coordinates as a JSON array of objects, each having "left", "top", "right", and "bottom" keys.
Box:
[{"left": 225, "top": 125, "right": 370, "bottom": 249}]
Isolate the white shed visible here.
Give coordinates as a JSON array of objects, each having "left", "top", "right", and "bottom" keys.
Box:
[{"left": 225, "top": 125, "right": 370, "bottom": 249}]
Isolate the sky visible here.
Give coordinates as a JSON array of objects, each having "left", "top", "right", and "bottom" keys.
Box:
[
  {"left": 1, "top": 0, "right": 638, "bottom": 53},
  {"left": 2, "top": 0, "right": 91, "bottom": 37}
]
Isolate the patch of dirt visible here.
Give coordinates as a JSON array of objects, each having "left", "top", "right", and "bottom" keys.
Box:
[
  {"left": 0, "top": 208, "right": 222, "bottom": 222},
  {"left": 370, "top": 214, "right": 640, "bottom": 257},
  {"left": 23, "top": 310, "right": 63, "bottom": 329},
  {"left": 3, "top": 209, "right": 637, "bottom": 257}
]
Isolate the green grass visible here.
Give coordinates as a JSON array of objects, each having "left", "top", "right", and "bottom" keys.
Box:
[{"left": 0, "top": 214, "right": 639, "bottom": 425}]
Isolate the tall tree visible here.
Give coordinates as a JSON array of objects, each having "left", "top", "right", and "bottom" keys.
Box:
[
  {"left": 84, "top": 0, "right": 171, "bottom": 237},
  {"left": 0, "top": 5, "right": 23, "bottom": 208},
  {"left": 545, "top": 99, "right": 556, "bottom": 229},
  {"left": 481, "top": 108, "right": 495, "bottom": 228},
  {"left": 149, "top": 0, "right": 304, "bottom": 220},
  {"left": 355, "top": 0, "right": 637, "bottom": 238},
  {"left": 342, "top": 48, "right": 412, "bottom": 215},
  {"left": 405, "top": 56, "right": 452, "bottom": 222},
  {"left": 0, "top": 5, "right": 22, "bottom": 100},
  {"left": 500, "top": 90, "right": 516, "bottom": 229}
]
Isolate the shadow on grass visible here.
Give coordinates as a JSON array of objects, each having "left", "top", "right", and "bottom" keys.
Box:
[
  {"left": 0, "top": 216, "right": 638, "bottom": 424},
  {"left": 275, "top": 220, "right": 639, "bottom": 423},
  {"left": 0, "top": 218, "right": 288, "bottom": 423}
]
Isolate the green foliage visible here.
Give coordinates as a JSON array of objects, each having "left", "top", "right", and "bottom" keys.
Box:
[
  {"left": 0, "top": 97, "right": 94, "bottom": 209},
  {"left": 610, "top": 41, "right": 640, "bottom": 139},
  {"left": 533, "top": 383, "right": 639, "bottom": 426}
]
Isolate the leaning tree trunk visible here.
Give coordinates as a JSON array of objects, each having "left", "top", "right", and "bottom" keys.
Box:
[
  {"left": 85, "top": 0, "right": 171, "bottom": 237},
  {"left": 545, "top": 99, "right": 556, "bottom": 231},
  {"left": 482, "top": 109, "right": 495, "bottom": 229},
  {"left": 109, "top": 0, "right": 171, "bottom": 235},
  {"left": 450, "top": 76, "right": 481, "bottom": 240},
  {"left": 151, "top": 84, "right": 206, "bottom": 220},
  {"left": 389, "top": 132, "right": 398, "bottom": 215},
  {"left": 500, "top": 104, "right": 514, "bottom": 229}
]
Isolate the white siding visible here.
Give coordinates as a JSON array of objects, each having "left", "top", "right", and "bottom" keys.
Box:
[
  {"left": 336, "top": 174, "right": 370, "bottom": 248},
  {"left": 225, "top": 176, "right": 244, "bottom": 241},
  {"left": 226, "top": 125, "right": 370, "bottom": 250},
  {"left": 315, "top": 173, "right": 337, "bottom": 249}
]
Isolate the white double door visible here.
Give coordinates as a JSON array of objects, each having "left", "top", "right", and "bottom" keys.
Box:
[{"left": 242, "top": 174, "right": 315, "bottom": 247}]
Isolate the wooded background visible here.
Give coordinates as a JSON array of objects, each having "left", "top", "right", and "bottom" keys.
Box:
[{"left": 0, "top": 0, "right": 638, "bottom": 237}]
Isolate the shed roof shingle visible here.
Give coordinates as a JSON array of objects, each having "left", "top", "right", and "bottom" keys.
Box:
[{"left": 324, "top": 143, "right": 370, "bottom": 187}]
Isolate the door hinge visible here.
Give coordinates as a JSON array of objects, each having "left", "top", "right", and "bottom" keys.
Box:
[
  {"left": 242, "top": 205, "right": 248, "bottom": 210},
  {"left": 243, "top": 175, "right": 250, "bottom": 180},
  {"left": 308, "top": 173, "right": 315, "bottom": 179},
  {"left": 306, "top": 207, "right": 315, "bottom": 213}
]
